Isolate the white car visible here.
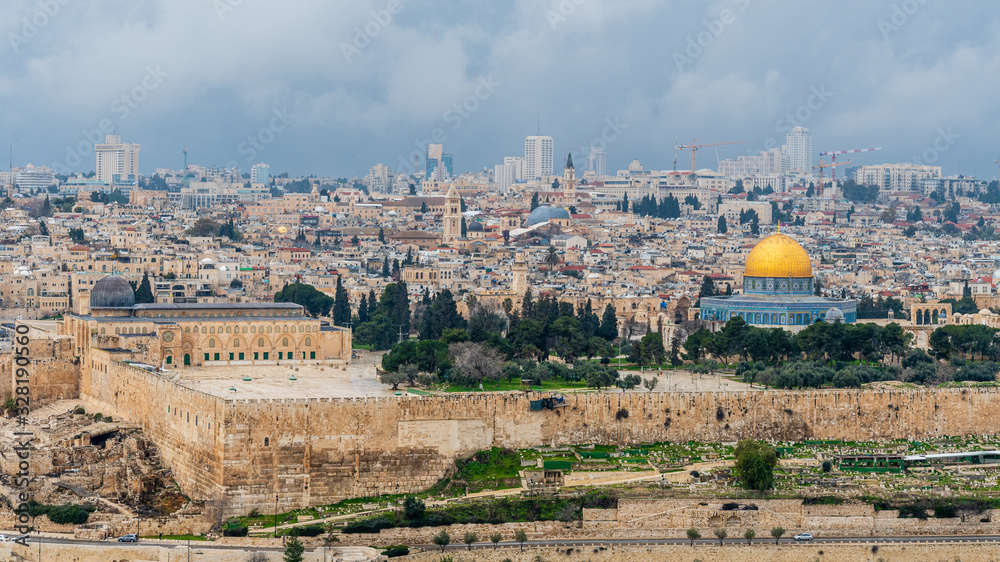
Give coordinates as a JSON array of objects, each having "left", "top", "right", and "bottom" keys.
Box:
[
  {"left": 794, "top": 533, "right": 813, "bottom": 541},
  {"left": 0, "top": 535, "right": 9, "bottom": 542}
]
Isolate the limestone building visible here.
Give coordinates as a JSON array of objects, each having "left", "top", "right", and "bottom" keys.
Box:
[{"left": 62, "top": 275, "right": 351, "bottom": 368}]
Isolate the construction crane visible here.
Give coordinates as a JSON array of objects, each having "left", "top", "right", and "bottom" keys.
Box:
[
  {"left": 818, "top": 147, "right": 882, "bottom": 184},
  {"left": 814, "top": 159, "right": 851, "bottom": 197},
  {"left": 675, "top": 139, "right": 747, "bottom": 172}
]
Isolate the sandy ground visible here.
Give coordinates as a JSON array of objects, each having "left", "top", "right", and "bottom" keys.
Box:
[
  {"left": 170, "top": 353, "right": 754, "bottom": 399},
  {"left": 171, "top": 351, "right": 395, "bottom": 399}
]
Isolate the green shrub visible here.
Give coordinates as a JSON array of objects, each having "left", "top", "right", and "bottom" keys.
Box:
[
  {"left": 381, "top": 545, "right": 410, "bottom": 557},
  {"left": 341, "top": 517, "right": 394, "bottom": 534},
  {"left": 222, "top": 526, "right": 248, "bottom": 537},
  {"left": 288, "top": 524, "right": 324, "bottom": 537},
  {"left": 46, "top": 503, "right": 91, "bottom": 525}
]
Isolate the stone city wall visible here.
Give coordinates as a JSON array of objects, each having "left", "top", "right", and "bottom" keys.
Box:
[
  {"left": 0, "top": 336, "right": 79, "bottom": 407},
  {"left": 59, "top": 354, "right": 1000, "bottom": 516},
  {"left": 82, "top": 350, "right": 227, "bottom": 502},
  {"left": 216, "top": 387, "right": 1000, "bottom": 514}
]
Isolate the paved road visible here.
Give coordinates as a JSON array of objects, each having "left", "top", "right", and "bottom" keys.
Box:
[
  {"left": 416, "top": 534, "right": 1000, "bottom": 551},
  {"left": 15, "top": 532, "right": 1000, "bottom": 555}
]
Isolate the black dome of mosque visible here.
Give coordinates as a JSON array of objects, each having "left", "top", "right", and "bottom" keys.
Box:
[
  {"left": 468, "top": 221, "right": 484, "bottom": 232},
  {"left": 90, "top": 275, "right": 136, "bottom": 308},
  {"left": 526, "top": 205, "right": 571, "bottom": 226}
]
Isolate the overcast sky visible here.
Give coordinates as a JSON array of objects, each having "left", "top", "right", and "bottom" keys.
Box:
[{"left": 2, "top": 0, "right": 998, "bottom": 179}]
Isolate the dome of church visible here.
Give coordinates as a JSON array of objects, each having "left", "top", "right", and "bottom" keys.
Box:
[
  {"left": 526, "top": 205, "right": 571, "bottom": 226},
  {"left": 744, "top": 233, "right": 813, "bottom": 278},
  {"left": 468, "top": 221, "right": 484, "bottom": 232},
  {"left": 90, "top": 275, "right": 135, "bottom": 308}
]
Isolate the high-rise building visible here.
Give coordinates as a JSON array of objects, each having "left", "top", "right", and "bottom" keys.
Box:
[
  {"left": 719, "top": 148, "right": 784, "bottom": 178},
  {"left": 504, "top": 156, "right": 526, "bottom": 181},
  {"left": 781, "top": 127, "right": 813, "bottom": 175},
  {"left": 14, "top": 164, "right": 56, "bottom": 190},
  {"left": 365, "top": 163, "right": 395, "bottom": 193},
  {"left": 587, "top": 147, "right": 607, "bottom": 178},
  {"left": 855, "top": 163, "right": 942, "bottom": 192},
  {"left": 250, "top": 163, "right": 270, "bottom": 185},
  {"left": 494, "top": 163, "right": 515, "bottom": 195},
  {"left": 95, "top": 135, "right": 140, "bottom": 184},
  {"left": 425, "top": 144, "right": 453, "bottom": 181},
  {"left": 524, "top": 135, "right": 554, "bottom": 180}
]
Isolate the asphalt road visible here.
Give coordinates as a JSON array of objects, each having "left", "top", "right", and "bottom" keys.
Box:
[
  {"left": 415, "top": 534, "right": 1000, "bottom": 551},
  {"left": 13, "top": 533, "right": 1000, "bottom": 554}
]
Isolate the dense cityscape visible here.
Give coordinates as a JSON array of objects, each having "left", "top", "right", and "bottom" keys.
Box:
[{"left": 3, "top": 2, "right": 1000, "bottom": 562}]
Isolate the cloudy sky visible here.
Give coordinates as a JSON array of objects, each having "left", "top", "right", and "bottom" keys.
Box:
[{"left": 2, "top": 0, "right": 998, "bottom": 179}]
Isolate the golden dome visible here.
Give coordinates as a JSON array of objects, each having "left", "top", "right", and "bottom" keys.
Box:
[{"left": 744, "top": 233, "right": 812, "bottom": 278}]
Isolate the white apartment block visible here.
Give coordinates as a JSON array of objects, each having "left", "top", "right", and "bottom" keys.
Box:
[
  {"left": 504, "top": 156, "right": 527, "bottom": 181},
  {"left": 782, "top": 127, "right": 813, "bottom": 175},
  {"left": 719, "top": 148, "right": 784, "bottom": 178},
  {"left": 524, "top": 135, "right": 553, "bottom": 180},
  {"left": 365, "top": 163, "right": 394, "bottom": 193},
  {"left": 587, "top": 147, "right": 607, "bottom": 178},
  {"left": 855, "top": 163, "right": 942, "bottom": 192},
  {"left": 494, "top": 163, "right": 516, "bottom": 194},
  {"left": 95, "top": 135, "right": 140, "bottom": 184}
]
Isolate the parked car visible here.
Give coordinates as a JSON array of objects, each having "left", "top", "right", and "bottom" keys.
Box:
[
  {"left": 117, "top": 534, "right": 139, "bottom": 542},
  {"left": 794, "top": 533, "right": 813, "bottom": 541},
  {"left": 0, "top": 535, "right": 10, "bottom": 542}
]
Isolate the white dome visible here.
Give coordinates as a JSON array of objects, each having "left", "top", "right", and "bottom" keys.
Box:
[
  {"left": 219, "top": 265, "right": 230, "bottom": 271},
  {"left": 314, "top": 206, "right": 324, "bottom": 212},
  {"left": 200, "top": 258, "right": 214, "bottom": 264},
  {"left": 979, "top": 309, "right": 992, "bottom": 315},
  {"left": 993, "top": 268, "right": 1000, "bottom": 280}
]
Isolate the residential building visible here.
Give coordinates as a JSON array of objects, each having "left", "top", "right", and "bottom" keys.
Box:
[
  {"left": 524, "top": 135, "right": 554, "bottom": 180},
  {"left": 95, "top": 135, "right": 140, "bottom": 184}
]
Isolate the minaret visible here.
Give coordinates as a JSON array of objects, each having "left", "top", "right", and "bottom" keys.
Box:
[
  {"left": 512, "top": 252, "right": 527, "bottom": 298},
  {"left": 442, "top": 184, "right": 462, "bottom": 243},
  {"left": 563, "top": 151, "right": 576, "bottom": 201}
]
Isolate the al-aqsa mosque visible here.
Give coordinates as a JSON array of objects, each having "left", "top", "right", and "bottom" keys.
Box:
[{"left": 699, "top": 232, "right": 856, "bottom": 331}]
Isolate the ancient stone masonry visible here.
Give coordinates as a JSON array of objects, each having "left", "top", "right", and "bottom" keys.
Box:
[{"left": 74, "top": 357, "right": 1000, "bottom": 515}]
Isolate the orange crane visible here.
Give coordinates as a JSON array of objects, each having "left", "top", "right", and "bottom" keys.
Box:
[
  {"left": 813, "top": 159, "right": 851, "bottom": 197},
  {"left": 675, "top": 139, "right": 746, "bottom": 172}
]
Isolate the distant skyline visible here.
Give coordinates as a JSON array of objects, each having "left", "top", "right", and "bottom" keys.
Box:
[{"left": 2, "top": 1, "right": 999, "bottom": 179}]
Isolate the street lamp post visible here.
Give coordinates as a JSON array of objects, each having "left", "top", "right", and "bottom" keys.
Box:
[{"left": 274, "top": 494, "right": 279, "bottom": 538}]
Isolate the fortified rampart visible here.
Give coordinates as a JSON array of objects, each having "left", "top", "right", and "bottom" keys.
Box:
[{"left": 71, "top": 356, "right": 1000, "bottom": 515}]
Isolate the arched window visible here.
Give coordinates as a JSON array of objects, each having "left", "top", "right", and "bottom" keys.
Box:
[
  {"left": 251, "top": 326, "right": 256, "bottom": 333},
  {"left": 100, "top": 328, "right": 106, "bottom": 335},
  {"left": 264, "top": 437, "right": 269, "bottom": 447},
  {"left": 233, "top": 339, "right": 240, "bottom": 347},
  {"left": 201, "top": 327, "right": 207, "bottom": 334},
  {"left": 283, "top": 326, "right": 289, "bottom": 333},
  {"left": 282, "top": 338, "right": 289, "bottom": 347},
  {"left": 209, "top": 339, "right": 216, "bottom": 348},
  {"left": 304, "top": 337, "right": 311, "bottom": 347},
  {"left": 210, "top": 327, "right": 215, "bottom": 334},
  {"left": 226, "top": 326, "right": 232, "bottom": 333},
  {"left": 115, "top": 327, "right": 120, "bottom": 334},
  {"left": 267, "top": 326, "right": 272, "bottom": 333},
  {"left": 258, "top": 338, "right": 264, "bottom": 347},
  {"left": 299, "top": 325, "right": 304, "bottom": 333},
  {"left": 184, "top": 326, "right": 190, "bottom": 332}
]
